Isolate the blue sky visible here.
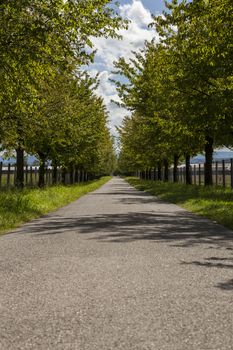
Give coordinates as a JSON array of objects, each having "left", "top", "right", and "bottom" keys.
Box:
[
  {"left": 90, "top": 0, "right": 163, "bottom": 134},
  {"left": 119, "top": 0, "right": 165, "bottom": 13}
]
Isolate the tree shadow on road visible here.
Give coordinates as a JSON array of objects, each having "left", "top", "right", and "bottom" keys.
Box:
[
  {"left": 14, "top": 183, "right": 233, "bottom": 291},
  {"left": 16, "top": 210, "right": 232, "bottom": 246},
  {"left": 17, "top": 208, "right": 233, "bottom": 250},
  {"left": 216, "top": 278, "right": 233, "bottom": 290}
]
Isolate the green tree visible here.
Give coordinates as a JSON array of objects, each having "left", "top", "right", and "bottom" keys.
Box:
[
  {"left": 115, "top": 0, "right": 233, "bottom": 185},
  {"left": 0, "top": 0, "right": 127, "bottom": 187},
  {"left": 153, "top": 0, "right": 233, "bottom": 184}
]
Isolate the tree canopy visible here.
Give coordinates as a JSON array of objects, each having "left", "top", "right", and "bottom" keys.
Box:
[
  {"left": 114, "top": 0, "right": 233, "bottom": 185},
  {"left": 0, "top": 0, "right": 126, "bottom": 186}
]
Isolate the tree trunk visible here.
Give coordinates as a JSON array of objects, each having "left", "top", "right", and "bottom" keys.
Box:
[
  {"left": 15, "top": 146, "right": 24, "bottom": 189},
  {"left": 79, "top": 168, "right": 83, "bottom": 182},
  {"left": 173, "top": 154, "right": 179, "bottom": 183},
  {"left": 185, "top": 155, "right": 192, "bottom": 185},
  {"left": 153, "top": 167, "right": 156, "bottom": 181},
  {"left": 38, "top": 154, "right": 46, "bottom": 188},
  {"left": 61, "top": 168, "right": 66, "bottom": 185},
  {"left": 158, "top": 162, "right": 162, "bottom": 181},
  {"left": 84, "top": 171, "right": 88, "bottom": 182},
  {"left": 163, "top": 159, "right": 169, "bottom": 182},
  {"left": 75, "top": 167, "right": 79, "bottom": 183},
  {"left": 52, "top": 163, "right": 58, "bottom": 185},
  {"left": 69, "top": 164, "right": 74, "bottom": 184},
  {"left": 204, "top": 136, "right": 213, "bottom": 186},
  {"left": 149, "top": 168, "right": 152, "bottom": 180}
]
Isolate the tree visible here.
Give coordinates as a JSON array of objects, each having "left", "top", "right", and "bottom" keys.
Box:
[
  {"left": 115, "top": 0, "right": 233, "bottom": 185},
  {"left": 153, "top": 0, "right": 233, "bottom": 184},
  {"left": 25, "top": 70, "right": 114, "bottom": 186},
  {"left": 0, "top": 0, "right": 127, "bottom": 187}
]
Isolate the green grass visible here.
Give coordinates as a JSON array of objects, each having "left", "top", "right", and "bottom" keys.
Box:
[
  {"left": 0, "top": 177, "right": 111, "bottom": 235},
  {"left": 126, "top": 177, "right": 233, "bottom": 230}
]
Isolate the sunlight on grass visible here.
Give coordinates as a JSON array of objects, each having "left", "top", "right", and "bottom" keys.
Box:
[
  {"left": 126, "top": 177, "right": 233, "bottom": 230},
  {"left": 0, "top": 177, "right": 111, "bottom": 235}
]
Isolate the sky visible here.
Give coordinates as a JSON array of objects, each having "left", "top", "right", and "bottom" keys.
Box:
[
  {"left": 119, "top": 0, "right": 165, "bottom": 13},
  {"left": 89, "top": 0, "right": 166, "bottom": 135}
]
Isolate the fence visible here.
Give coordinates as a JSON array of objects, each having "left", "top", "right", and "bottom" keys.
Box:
[
  {"left": 0, "top": 162, "right": 91, "bottom": 189},
  {"left": 138, "top": 159, "right": 233, "bottom": 189},
  {"left": 0, "top": 163, "right": 50, "bottom": 188},
  {"left": 175, "top": 160, "right": 233, "bottom": 187}
]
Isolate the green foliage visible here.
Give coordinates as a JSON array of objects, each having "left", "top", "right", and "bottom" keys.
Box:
[
  {"left": 26, "top": 70, "right": 114, "bottom": 174},
  {"left": 0, "top": 0, "right": 124, "bottom": 180},
  {"left": 114, "top": 0, "right": 233, "bottom": 179}
]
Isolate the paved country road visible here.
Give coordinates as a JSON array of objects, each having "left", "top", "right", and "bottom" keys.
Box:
[{"left": 0, "top": 177, "right": 232, "bottom": 350}]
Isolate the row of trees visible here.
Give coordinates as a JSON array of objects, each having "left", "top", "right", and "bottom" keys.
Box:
[
  {"left": 115, "top": 0, "right": 233, "bottom": 185},
  {"left": 0, "top": 0, "right": 126, "bottom": 187}
]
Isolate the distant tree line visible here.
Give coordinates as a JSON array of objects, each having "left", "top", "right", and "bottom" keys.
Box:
[
  {"left": 114, "top": 0, "right": 233, "bottom": 185},
  {"left": 0, "top": 0, "right": 127, "bottom": 187}
]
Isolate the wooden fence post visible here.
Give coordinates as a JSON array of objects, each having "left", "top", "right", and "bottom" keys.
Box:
[
  {"left": 34, "top": 167, "right": 37, "bottom": 184},
  {"left": 25, "top": 165, "right": 28, "bottom": 186},
  {"left": 45, "top": 167, "right": 48, "bottom": 185},
  {"left": 231, "top": 159, "right": 233, "bottom": 189},
  {"left": 14, "top": 164, "right": 17, "bottom": 186},
  {"left": 215, "top": 161, "right": 218, "bottom": 186},
  {"left": 0, "top": 162, "right": 2, "bottom": 188},
  {"left": 7, "top": 164, "right": 11, "bottom": 187},
  {"left": 30, "top": 167, "right": 33, "bottom": 186},
  {"left": 198, "top": 164, "right": 201, "bottom": 185},
  {"left": 222, "top": 160, "right": 225, "bottom": 187},
  {"left": 48, "top": 167, "right": 51, "bottom": 185},
  {"left": 57, "top": 168, "right": 61, "bottom": 184}
]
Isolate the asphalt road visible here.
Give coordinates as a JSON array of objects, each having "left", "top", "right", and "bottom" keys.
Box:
[{"left": 0, "top": 177, "right": 233, "bottom": 349}]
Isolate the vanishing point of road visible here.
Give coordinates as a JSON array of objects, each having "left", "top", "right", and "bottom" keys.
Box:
[{"left": 0, "top": 177, "right": 232, "bottom": 349}]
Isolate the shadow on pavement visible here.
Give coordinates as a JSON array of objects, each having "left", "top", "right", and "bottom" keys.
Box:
[
  {"left": 181, "top": 259, "right": 233, "bottom": 270},
  {"left": 18, "top": 210, "right": 232, "bottom": 247},
  {"left": 14, "top": 181, "right": 233, "bottom": 291},
  {"left": 216, "top": 279, "right": 233, "bottom": 290},
  {"left": 19, "top": 211, "right": 233, "bottom": 291}
]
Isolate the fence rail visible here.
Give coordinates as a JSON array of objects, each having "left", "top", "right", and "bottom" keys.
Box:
[
  {"left": 138, "top": 159, "right": 233, "bottom": 189},
  {"left": 0, "top": 162, "right": 91, "bottom": 189}
]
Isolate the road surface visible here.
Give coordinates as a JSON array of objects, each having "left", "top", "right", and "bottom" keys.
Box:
[{"left": 0, "top": 177, "right": 232, "bottom": 349}]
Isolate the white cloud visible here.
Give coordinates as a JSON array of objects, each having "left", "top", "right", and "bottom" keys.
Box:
[
  {"left": 119, "top": 0, "right": 153, "bottom": 27},
  {"left": 92, "top": 0, "right": 157, "bottom": 71},
  {"left": 89, "top": 0, "right": 159, "bottom": 135},
  {"left": 97, "top": 71, "right": 117, "bottom": 101}
]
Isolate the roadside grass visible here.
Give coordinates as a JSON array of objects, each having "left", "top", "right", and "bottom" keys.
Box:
[
  {"left": 0, "top": 177, "right": 111, "bottom": 235},
  {"left": 126, "top": 177, "right": 233, "bottom": 230}
]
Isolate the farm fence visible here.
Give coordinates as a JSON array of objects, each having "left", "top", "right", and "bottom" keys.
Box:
[
  {"left": 136, "top": 159, "right": 233, "bottom": 188},
  {"left": 0, "top": 162, "right": 91, "bottom": 189}
]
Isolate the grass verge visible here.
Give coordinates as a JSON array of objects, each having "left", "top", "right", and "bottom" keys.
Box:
[
  {"left": 126, "top": 177, "right": 233, "bottom": 230},
  {"left": 0, "top": 177, "right": 111, "bottom": 235}
]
